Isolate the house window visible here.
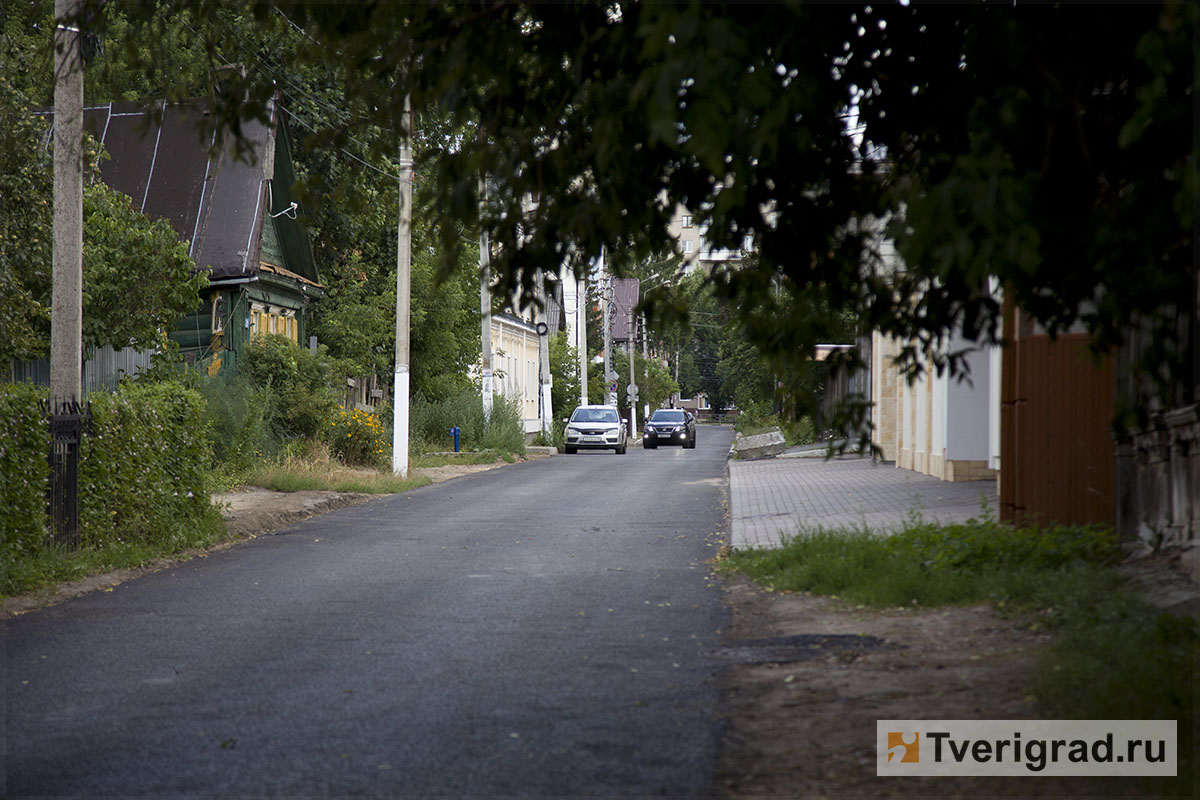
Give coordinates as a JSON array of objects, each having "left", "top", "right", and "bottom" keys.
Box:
[
  {"left": 683, "top": 240, "right": 694, "bottom": 254},
  {"left": 681, "top": 214, "right": 692, "bottom": 228}
]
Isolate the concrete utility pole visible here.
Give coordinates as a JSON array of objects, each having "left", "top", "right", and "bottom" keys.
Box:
[
  {"left": 50, "top": 0, "right": 84, "bottom": 405},
  {"left": 627, "top": 307, "right": 637, "bottom": 439},
  {"left": 642, "top": 312, "right": 649, "bottom": 420},
  {"left": 601, "top": 251, "right": 615, "bottom": 406},
  {"left": 520, "top": 193, "right": 553, "bottom": 436},
  {"left": 479, "top": 175, "right": 493, "bottom": 421},
  {"left": 392, "top": 95, "right": 413, "bottom": 478},
  {"left": 576, "top": 269, "right": 589, "bottom": 407},
  {"left": 536, "top": 278, "right": 553, "bottom": 437}
]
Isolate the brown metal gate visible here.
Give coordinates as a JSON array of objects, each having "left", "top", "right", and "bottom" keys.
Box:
[{"left": 1000, "top": 309, "right": 1117, "bottom": 528}]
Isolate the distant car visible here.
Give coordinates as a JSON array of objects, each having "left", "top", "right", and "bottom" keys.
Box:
[
  {"left": 642, "top": 408, "right": 696, "bottom": 449},
  {"left": 564, "top": 405, "right": 628, "bottom": 454}
]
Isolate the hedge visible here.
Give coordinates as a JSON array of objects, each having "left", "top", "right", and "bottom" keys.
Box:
[
  {"left": 79, "top": 381, "right": 216, "bottom": 549},
  {"left": 0, "top": 383, "right": 51, "bottom": 560}
]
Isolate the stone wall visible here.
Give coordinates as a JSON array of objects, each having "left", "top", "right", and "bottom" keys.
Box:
[{"left": 1119, "top": 404, "right": 1199, "bottom": 546}]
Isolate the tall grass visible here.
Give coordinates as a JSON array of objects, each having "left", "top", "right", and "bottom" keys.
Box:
[
  {"left": 409, "top": 391, "right": 525, "bottom": 455},
  {"left": 240, "top": 441, "right": 430, "bottom": 494}
]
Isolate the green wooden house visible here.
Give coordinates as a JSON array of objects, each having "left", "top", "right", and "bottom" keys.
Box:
[{"left": 83, "top": 98, "right": 322, "bottom": 376}]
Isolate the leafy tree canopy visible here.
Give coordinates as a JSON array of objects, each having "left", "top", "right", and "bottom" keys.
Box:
[
  {"left": 53, "top": 2, "right": 1200, "bottom": 419},
  {"left": 0, "top": 75, "right": 205, "bottom": 364}
]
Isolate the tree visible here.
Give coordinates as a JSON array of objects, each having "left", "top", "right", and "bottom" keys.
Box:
[
  {"left": 99, "top": 2, "right": 1194, "bottom": 427},
  {"left": 547, "top": 330, "right": 580, "bottom": 421},
  {"left": 0, "top": 75, "right": 205, "bottom": 365}
]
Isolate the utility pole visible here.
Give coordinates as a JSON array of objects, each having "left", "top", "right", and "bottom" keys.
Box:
[
  {"left": 51, "top": 0, "right": 83, "bottom": 406},
  {"left": 626, "top": 306, "right": 638, "bottom": 439},
  {"left": 536, "top": 276, "right": 553, "bottom": 437},
  {"left": 521, "top": 193, "right": 553, "bottom": 436},
  {"left": 479, "top": 174, "right": 493, "bottom": 420},
  {"left": 601, "top": 251, "right": 615, "bottom": 406},
  {"left": 576, "top": 269, "right": 589, "bottom": 407},
  {"left": 642, "top": 312, "right": 649, "bottom": 420},
  {"left": 392, "top": 95, "right": 413, "bottom": 477}
]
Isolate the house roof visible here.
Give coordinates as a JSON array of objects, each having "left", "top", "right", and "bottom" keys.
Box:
[{"left": 46, "top": 99, "right": 318, "bottom": 285}]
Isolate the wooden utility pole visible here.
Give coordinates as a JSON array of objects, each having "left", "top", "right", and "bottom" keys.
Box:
[
  {"left": 392, "top": 95, "right": 413, "bottom": 477},
  {"left": 51, "top": 0, "right": 84, "bottom": 405}
]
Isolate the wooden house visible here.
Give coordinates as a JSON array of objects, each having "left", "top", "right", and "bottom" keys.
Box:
[{"left": 78, "top": 98, "right": 322, "bottom": 376}]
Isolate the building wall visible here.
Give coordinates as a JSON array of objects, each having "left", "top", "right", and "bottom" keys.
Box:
[
  {"left": 870, "top": 334, "right": 901, "bottom": 462},
  {"left": 489, "top": 315, "right": 542, "bottom": 433},
  {"left": 877, "top": 331, "right": 999, "bottom": 482}
]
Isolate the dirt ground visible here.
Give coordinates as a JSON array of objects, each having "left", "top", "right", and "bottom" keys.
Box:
[{"left": 6, "top": 456, "right": 1195, "bottom": 798}]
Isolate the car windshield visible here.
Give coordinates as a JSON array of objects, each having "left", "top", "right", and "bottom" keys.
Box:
[
  {"left": 650, "top": 410, "right": 686, "bottom": 423},
  {"left": 572, "top": 408, "right": 619, "bottom": 424}
]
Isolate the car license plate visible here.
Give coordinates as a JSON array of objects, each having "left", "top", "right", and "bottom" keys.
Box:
[
  {"left": 583, "top": 435, "right": 603, "bottom": 442},
  {"left": 657, "top": 432, "right": 671, "bottom": 438}
]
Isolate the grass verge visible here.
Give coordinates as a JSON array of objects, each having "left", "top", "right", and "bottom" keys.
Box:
[
  {"left": 718, "top": 512, "right": 1197, "bottom": 794},
  {"left": 3, "top": 507, "right": 227, "bottom": 599}
]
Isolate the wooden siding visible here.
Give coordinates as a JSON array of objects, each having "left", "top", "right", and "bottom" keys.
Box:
[{"left": 1000, "top": 313, "right": 1117, "bottom": 527}]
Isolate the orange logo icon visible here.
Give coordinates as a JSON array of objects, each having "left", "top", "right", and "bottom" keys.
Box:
[{"left": 887, "top": 732, "right": 919, "bottom": 763}]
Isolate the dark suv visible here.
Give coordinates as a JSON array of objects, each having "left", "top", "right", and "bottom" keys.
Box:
[{"left": 642, "top": 409, "right": 696, "bottom": 449}]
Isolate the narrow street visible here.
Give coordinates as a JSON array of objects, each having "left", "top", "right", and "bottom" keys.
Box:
[{"left": 4, "top": 427, "right": 734, "bottom": 798}]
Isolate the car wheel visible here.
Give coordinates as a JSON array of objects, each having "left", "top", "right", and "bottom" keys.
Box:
[
  {"left": 616, "top": 442, "right": 627, "bottom": 454},
  {"left": 686, "top": 436, "right": 696, "bottom": 449},
  {"left": 564, "top": 446, "right": 577, "bottom": 454}
]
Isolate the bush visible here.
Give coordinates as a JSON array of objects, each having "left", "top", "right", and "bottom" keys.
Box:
[
  {"left": 0, "top": 383, "right": 50, "bottom": 559},
  {"left": 241, "top": 335, "right": 341, "bottom": 441},
  {"left": 80, "top": 381, "right": 221, "bottom": 550},
  {"left": 326, "top": 407, "right": 390, "bottom": 468},
  {"left": 196, "top": 373, "right": 277, "bottom": 474},
  {"left": 734, "top": 400, "right": 777, "bottom": 434}
]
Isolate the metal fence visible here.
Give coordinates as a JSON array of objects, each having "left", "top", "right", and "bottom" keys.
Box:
[
  {"left": 9, "top": 345, "right": 155, "bottom": 395},
  {"left": 42, "top": 399, "right": 92, "bottom": 548}
]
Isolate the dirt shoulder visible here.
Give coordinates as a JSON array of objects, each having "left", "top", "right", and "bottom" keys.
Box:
[{"left": 716, "top": 565, "right": 1194, "bottom": 799}]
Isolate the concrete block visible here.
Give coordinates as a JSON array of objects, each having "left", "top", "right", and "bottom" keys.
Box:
[{"left": 733, "top": 429, "right": 787, "bottom": 460}]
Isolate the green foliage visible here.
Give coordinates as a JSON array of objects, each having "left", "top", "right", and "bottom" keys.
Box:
[
  {"left": 0, "top": 384, "right": 50, "bottom": 562},
  {"left": 887, "top": 510, "right": 1121, "bottom": 573},
  {"left": 1033, "top": 597, "right": 1197, "bottom": 795},
  {"left": 548, "top": 331, "right": 580, "bottom": 422},
  {"left": 325, "top": 407, "right": 389, "bottom": 468},
  {"left": 0, "top": 78, "right": 52, "bottom": 364},
  {"left": 79, "top": 381, "right": 222, "bottom": 551},
  {"left": 733, "top": 400, "right": 777, "bottom": 435},
  {"left": 82, "top": 184, "right": 207, "bottom": 351},
  {"left": 409, "top": 391, "right": 524, "bottom": 456},
  {"left": 102, "top": 1, "right": 1192, "bottom": 427},
  {"left": 722, "top": 512, "right": 1123, "bottom": 611},
  {"left": 2, "top": 381, "right": 224, "bottom": 596},
  {"left": 0, "top": 74, "right": 206, "bottom": 362},
  {"left": 194, "top": 372, "right": 276, "bottom": 474},
  {"left": 611, "top": 349, "right": 678, "bottom": 416},
  {"left": 241, "top": 334, "right": 342, "bottom": 442}
]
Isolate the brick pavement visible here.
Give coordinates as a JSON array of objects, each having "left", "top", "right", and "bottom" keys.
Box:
[{"left": 728, "top": 455, "right": 998, "bottom": 549}]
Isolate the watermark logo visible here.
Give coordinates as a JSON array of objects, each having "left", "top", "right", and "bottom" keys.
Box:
[
  {"left": 877, "top": 720, "right": 1176, "bottom": 777},
  {"left": 887, "top": 731, "right": 919, "bottom": 763}
]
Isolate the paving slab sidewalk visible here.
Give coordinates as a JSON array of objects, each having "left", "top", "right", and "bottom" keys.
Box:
[{"left": 728, "top": 453, "right": 997, "bottom": 550}]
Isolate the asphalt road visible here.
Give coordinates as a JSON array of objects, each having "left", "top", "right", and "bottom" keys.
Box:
[{"left": 4, "top": 425, "right": 734, "bottom": 798}]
